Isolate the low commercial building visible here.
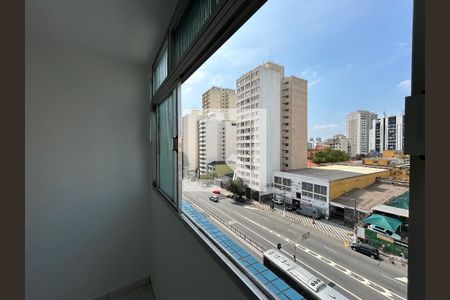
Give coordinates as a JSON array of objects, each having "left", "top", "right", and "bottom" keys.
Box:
[
  {"left": 206, "top": 160, "right": 235, "bottom": 177},
  {"left": 273, "top": 165, "right": 390, "bottom": 218}
]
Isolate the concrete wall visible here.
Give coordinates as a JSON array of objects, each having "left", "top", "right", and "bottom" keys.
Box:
[
  {"left": 329, "top": 171, "right": 390, "bottom": 200},
  {"left": 26, "top": 41, "right": 153, "bottom": 300}
]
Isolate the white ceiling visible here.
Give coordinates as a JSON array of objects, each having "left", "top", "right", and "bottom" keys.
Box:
[{"left": 26, "top": 0, "right": 178, "bottom": 64}]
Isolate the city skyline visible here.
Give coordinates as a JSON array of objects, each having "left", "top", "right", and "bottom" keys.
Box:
[{"left": 181, "top": 0, "right": 413, "bottom": 139}]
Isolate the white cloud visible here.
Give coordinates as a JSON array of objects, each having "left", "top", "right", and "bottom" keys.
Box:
[
  {"left": 313, "top": 123, "right": 339, "bottom": 130},
  {"left": 214, "top": 46, "right": 271, "bottom": 68},
  {"left": 300, "top": 68, "right": 322, "bottom": 87},
  {"left": 397, "top": 79, "right": 411, "bottom": 91}
]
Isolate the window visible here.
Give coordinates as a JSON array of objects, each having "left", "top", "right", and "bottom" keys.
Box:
[
  {"left": 313, "top": 184, "right": 327, "bottom": 196},
  {"left": 302, "top": 182, "right": 313, "bottom": 192},
  {"left": 153, "top": 1, "right": 416, "bottom": 299},
  {"left": 156, "top": 92, "right": 178, "bottom": 205},
  {"left": 153, "top": 44, "right": 168, "bottom": 93}
]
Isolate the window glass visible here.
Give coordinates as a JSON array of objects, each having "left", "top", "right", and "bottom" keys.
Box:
[
  {"left": 157, "top": 93, "right": 177, "bottom": 202},
  {"left": 153, "top": 45, "right": 168, "bottom": 93},
  {"left": 302, "top": 182, "right": 313, "bottom": 192}
]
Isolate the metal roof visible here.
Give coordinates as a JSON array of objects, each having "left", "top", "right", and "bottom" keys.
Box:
[
  {"left": 280, "top": 165, "right": 387, "bottom": 182},
  {"left": 372, "top": 204, "right": 409, "bottom": 218}
]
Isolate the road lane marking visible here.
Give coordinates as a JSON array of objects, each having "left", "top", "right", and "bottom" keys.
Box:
[
  {"left": 395, "top": 277, "right": 408, "bottom": 284},
  {"left": 237, "top": 214, "right": 406, "bottom": 300},
  {"left": 323, "top": 246, "right": 338, "bottom": 254}
]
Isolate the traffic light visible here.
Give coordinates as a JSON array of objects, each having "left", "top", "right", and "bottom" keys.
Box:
[{"left": 277, "top": 243, "right": 282, "bottom": 250}]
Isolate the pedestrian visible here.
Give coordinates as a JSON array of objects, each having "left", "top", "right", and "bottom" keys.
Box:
[
  {"left": 312, "top": 218, "right": 316, "bottom": 225},
  {"left": 293, "top": 254, "right": 296, "bottom": 262}
]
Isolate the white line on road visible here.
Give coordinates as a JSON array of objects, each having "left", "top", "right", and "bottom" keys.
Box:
[
  {"left": 395, "top": 277, "right": 408, "bottom": 284},
  {"left": 382, "top": 274, "right": 406, "bottom": 286},
  {"left": 324, "top": 246, "right": 338, "bottom": 254}
]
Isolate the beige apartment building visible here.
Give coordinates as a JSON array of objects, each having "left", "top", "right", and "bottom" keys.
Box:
[
  {"left": 182, "top": 110, "right": 202, "bottom": 176},
  {"left": 281, "top": 76, "right": 308, "bottom": 170},
  {"left": 202, "top": 86, "right": 237, "bottom": 120}
]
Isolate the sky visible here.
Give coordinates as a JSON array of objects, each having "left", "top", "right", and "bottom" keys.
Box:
[{"left": 181, "top": 0, "right": 413, "bottom": 139}]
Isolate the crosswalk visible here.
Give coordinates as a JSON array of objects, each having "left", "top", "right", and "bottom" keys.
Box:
[{"left": 254, "top": 202, "right": 354, "bottom": 242}]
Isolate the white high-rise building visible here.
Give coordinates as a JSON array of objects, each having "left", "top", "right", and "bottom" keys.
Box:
[
  {"left": 198, "top": 87, "right": 237, "bottom": 175},
  {"left": 198, "top": 112, "right": 236, "bottom": 175},
  {"left": 369, "top": 113, "right": 405, "bottom": 153},
  {"left": 182, "top": 110, "right": 202, "bottom": 176},
  {"left": 235, "top": 62, "right": 284, "bottom": 195},
  {"left": 346, "top": 110, "right": 378, "bottom": 157}
]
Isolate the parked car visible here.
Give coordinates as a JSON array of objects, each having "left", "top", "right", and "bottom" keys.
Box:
[
  {"left": 233, "top": 195, "right": 245, "bottom": 203},
  {"left": 296, "top": 206, "right": 321, "bottom": 219},
  {"left": 285, "top": 203, "right": 297, "bottom": 211},
  {"left": 209, "top": 195, "right": 219, "bottom": 202},
  {"left": 272, "top": 198, "right": 284, "bottom": 205},
  {"left": 350, "top": 242, "right": 380, "bottom": 259},
  {"left": 368, "top": 224, "right": 402, "bottom": 241}
]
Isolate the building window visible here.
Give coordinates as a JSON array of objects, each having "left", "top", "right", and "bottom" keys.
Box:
[
  {"left": 313, "top": 184, "right": 327, "bottom": 196},
  {"left": 302, "top": 182, "right": 313, "bottom": 192}
]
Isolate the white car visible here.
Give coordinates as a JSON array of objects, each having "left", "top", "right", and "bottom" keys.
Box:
[
  {"left": 368, "top": 224, "right": 402, "bottom": 241},
  {"left": 272, "top": 198, "right": 284, "bottom": 205}
]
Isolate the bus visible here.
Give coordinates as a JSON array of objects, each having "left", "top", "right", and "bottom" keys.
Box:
[{"left": 263, "top": 249, "right": 348, "bottom": 300}]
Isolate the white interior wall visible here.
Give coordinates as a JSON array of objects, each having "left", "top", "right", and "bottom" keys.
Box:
[{"left": 26, "top": 41, "right": 153, "bottom": 300}]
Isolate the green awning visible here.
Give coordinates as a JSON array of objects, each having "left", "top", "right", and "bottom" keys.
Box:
[
  {"left": 362, "top": 214, "right": 403, "bottom": 232},
  {"left": 387, "top": 191, "right": 409, "bottom": 209}
]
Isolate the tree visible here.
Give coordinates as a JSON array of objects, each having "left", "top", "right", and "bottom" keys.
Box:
[
  {"left": 313, "top": 148, "right": 350, "bottom": 164},
  {"left": 228, "top": 178, "right": 248, "bottom": 198}
]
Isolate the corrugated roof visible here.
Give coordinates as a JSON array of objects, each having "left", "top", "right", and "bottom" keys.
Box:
[
  {"left": 372, "top": 204, "right": 409, "bottom": 218},
  {"left": 282, "top": 164, "right": 387, "bottom": 181}
]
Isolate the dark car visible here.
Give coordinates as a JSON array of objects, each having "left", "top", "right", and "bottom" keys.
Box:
[
  {"left": 350, "top": 242, "right": 379, "bottom": 259},
  {"left": 285, "top": 204, "right": 298, "bottom": 211},
  {"left": 233, "top": 195, "right": 245, "bottom": 203},
  {"left": 296, "top": 206, "right": 321, "bottom": 219},
  {"left": 209, "top": 195, "right": 219, "bottom": 202}
]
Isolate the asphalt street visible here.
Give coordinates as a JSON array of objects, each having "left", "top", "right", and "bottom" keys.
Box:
[{"left": 182, "top": 179, "right": 408, "bottom": 300}]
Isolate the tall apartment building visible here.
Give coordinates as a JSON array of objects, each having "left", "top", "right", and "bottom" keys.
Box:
[
  {"left": 202, "top": 86, "right": 237, "bottom": 120},
  {"left": 280, "top": 76, "right": 307, "bottom": 170},
  {"left": 182, "top": 110, "right": 202, "bottom": 175},
  {"left": 198, "top": 87, "right": 237, "bottom": 175},
  {"left": 323, "top": 134, "right": 351, "bottom": 155},
  {"left": 346, "top": 110, "right": 378, "bottom": 157},
  {"left": 198, "top": 113, "right": 236, "bottom": 175},
  {"left": 369, "top": 113, "right": 405, "bottom": 153},
  {"left": 235, "top": 62, "right": 307, "bottom": 195}
]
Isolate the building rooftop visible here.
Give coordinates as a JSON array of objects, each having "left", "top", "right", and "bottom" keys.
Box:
[
  {"left": 280, "top": 165, "right": 387, "bottom": 181},
  {"left": 372, "top": 204, "right": 409, "bottom": 218},
  {"left": 330, "top": 182, "right": 409, "bottom": 213}
]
